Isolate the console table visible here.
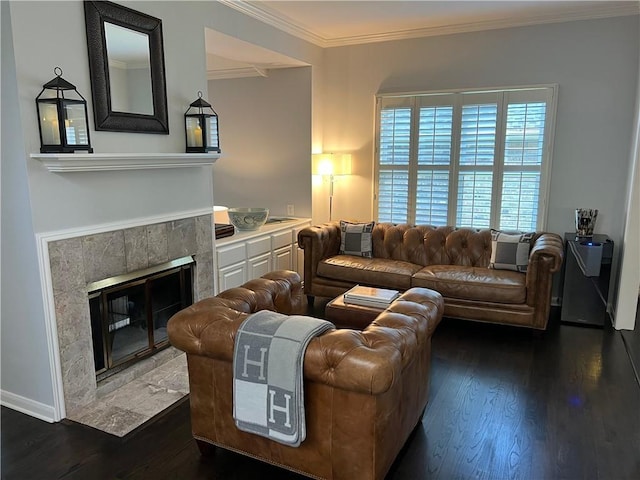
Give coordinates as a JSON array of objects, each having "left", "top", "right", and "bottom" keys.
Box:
[{"left": 561, "top": 233, "right": 614, "bottom": 327}]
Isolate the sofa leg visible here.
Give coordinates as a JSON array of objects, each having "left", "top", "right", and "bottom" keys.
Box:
[
  {"left": 196, "top": 439, "right": 216, "bottom": 457},
  {"left": 307, "top": 295, "right": 315, "bottom": 307}
]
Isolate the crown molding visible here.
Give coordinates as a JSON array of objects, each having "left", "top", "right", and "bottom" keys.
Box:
[
  {"left": 207, "top": 66, "right": 269, "bottom": 80},
  {"left": 218, "top": 0, "right": 325, "bottom": 46},
  {"left": 324, "top": 2, "right": 640, "bottom": 47},
  {"left": 218, "top": 0, "right": 640, "bottom": 48}
]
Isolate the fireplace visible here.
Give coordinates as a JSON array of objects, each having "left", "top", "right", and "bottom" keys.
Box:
[
  {"left": 45, "top": 213, "right": 214, "bottom": 417},
  {"left": 88, "top": 257, "right": 194, "bottom": 381}
]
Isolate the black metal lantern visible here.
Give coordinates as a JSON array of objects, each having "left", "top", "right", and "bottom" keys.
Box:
[
  {"left": 184, "top": 91, "right": 220, "bottom": 153},
  {"left": 35, "top": 67, "right": 92, "bottom": 154}
]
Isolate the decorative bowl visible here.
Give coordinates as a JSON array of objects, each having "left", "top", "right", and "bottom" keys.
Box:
[{"left": 228, "top": 207, "right": 269, "bottom": 231}]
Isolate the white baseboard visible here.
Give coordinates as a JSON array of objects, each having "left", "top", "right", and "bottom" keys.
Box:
[{"left": 1, "top": 389, "right": 57, "bottom": 423}]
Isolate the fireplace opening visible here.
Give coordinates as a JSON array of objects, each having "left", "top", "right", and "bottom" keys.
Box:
[{"left": 88, "top": 256, "right": 194, "bottom": 381}]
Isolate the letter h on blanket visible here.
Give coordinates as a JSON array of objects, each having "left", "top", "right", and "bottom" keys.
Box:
[{"left": 233, "top": 310, "right": 334, "bottom": 447}]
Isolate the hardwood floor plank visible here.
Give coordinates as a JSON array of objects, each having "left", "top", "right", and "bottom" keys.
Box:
[{"left": 3, "top": 312, "right": 639, "bottom": 480}]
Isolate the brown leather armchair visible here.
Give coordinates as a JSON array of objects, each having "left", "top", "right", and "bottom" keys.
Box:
[{"left": 167, "top": 270, "right": 444, "bottom": 479}]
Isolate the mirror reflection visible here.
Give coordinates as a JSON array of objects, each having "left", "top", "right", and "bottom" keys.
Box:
[{"left": 104, "top": 22, "right": 153, "bottom": 115}]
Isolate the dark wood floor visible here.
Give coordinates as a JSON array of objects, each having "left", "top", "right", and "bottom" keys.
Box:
[{"left": 3, "top": 307, "right": 639, "bottom": 480}]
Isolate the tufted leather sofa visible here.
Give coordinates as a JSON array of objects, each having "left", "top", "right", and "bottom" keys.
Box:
[
  {"left": 167, "top": 270, "right": 444, "bottom": 480},
  {"left": 298, "top": 222, "right": 564, "bottom": 330}
]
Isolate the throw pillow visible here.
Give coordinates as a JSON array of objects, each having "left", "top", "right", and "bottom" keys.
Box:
[
  {"left": 339, "top": 220, "right": 375, "bottom": 258},
  {"left": 489, "top": 229, "right": 534, "bottom": 272}
]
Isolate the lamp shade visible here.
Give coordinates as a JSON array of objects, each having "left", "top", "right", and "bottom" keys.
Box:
[
  {"left": 213, "top": 205, "right": 230, "bottom": 224},
  {"left": 312, "top": 153, "right": 352, "bottom": 176}
]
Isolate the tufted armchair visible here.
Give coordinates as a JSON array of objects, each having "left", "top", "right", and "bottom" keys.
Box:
[
  {"left": 299, "top": 222, "right": 564, "bottom": 329},
  {"left": 167, "top": 270, "right": 444, "bottom": 480}
]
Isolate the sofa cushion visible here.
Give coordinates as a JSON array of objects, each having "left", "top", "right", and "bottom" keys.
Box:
[
  {"left": 317, "top": 255, "right": 421, "bottom": 290},
  {"left": 412, "top": 265, "right": 526, "bottom": 304},
  {"left": 340, "top": 220, "right": 375, "bottom": 258},
  {"left": 489, "top": 229, "right": 534, "bottom": 272}
]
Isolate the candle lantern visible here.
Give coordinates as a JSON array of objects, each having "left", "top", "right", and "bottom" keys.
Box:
[
  {"left": 35, "top": 67, "right": 92, "bottom": 153},
  {"left": 184, "top": 91, "right": 220, "bottom": 153}
]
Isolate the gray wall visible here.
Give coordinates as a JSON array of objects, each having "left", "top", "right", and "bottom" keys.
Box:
[
  {"left": 8, "top": 0, "right": 322, "bottom": 233},
  {"left": 2, "top": 0, "right": 320, "bottom": 418},
  {"left": 209, "top": 67, "right": 313, "bottom": 218},
  {"left": 9, "top": 0, "right": 213, "bottom": 233},
  {"left": 318, "top": 16, "right": 639, "bottom": 308},
  {"left": 321, "top": 16, "right": 639, "bottom": 245},
  {"left": 1, "top": 1, "right": 54, "bottom": 415}
]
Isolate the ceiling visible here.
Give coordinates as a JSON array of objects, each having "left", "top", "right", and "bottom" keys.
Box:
[{"left": 207, "top": 0, "right": 639, "bottom": 79}]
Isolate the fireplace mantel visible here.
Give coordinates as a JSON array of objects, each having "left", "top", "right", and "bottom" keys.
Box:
[{"left": 31, "top": 152, "right": 221, "bottom": 172}]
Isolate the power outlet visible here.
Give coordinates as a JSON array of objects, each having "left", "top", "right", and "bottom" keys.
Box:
[{"left": 287, "top": 204, "right": 295, "bottom": 216}]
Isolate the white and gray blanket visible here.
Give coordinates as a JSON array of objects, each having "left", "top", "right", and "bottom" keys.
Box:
[{"left": 233, "top": 310, "right": 334, "bottom": 447}]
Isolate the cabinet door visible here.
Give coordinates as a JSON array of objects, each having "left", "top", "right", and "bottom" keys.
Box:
[
  {"left": 218, "top": 262, "right": 247, "bottom": 292},
  {"left": 293, "top": 223, "right": 311, "bottom": 280},
  {"left": 272, "top": 230, "right": 291, "bottom": 250},
  {"left": 247, "top": 236, "right": 271, "bottom": 258},
  {"left": 248, "top": 252, "right": 271, "bottom": 280},
  {"left": 295, "top": 244, "right": 305, "bottom": 280},
  {"left": 273, "top": 245, "right": 293, "bottom": 271},
  {"left": 217, "top": 243, "right": 247, "bottom": 269}
]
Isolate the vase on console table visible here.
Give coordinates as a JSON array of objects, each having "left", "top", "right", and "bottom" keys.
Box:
[{"left": 575, "top": 208, "right": 598, "bottom": 237}]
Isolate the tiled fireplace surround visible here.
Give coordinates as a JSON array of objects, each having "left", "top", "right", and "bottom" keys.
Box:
[{"left": 47, "top": 214, "right": 214, "bottom": 417}]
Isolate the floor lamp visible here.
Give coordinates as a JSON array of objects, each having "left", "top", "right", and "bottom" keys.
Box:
[{"left": 312, "top": 153, "right": 352, "bottom": 221}]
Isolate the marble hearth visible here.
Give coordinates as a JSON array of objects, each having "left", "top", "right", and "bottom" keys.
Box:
[{"left": 47, "top": 214, "right": 213, "bottom": 417}]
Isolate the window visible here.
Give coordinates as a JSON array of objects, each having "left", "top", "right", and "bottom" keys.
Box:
[{"left": 375, "top": 87, "right": 556, "bottom": 230}]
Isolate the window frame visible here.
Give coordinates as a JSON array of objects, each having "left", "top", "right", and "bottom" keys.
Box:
[{"left": 374, "top": 85, "right": 558, "bottom": 231}]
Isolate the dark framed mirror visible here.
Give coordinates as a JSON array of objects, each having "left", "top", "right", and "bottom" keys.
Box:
[{"left": 84, "top": 1, "right": 169, "bottom": 134}]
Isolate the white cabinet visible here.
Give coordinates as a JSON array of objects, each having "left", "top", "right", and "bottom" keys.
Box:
[
  {"left": 271, "top": 229, "right": 294, "bottom": 271},
  {"left": 248, "top": 252, "right": 271, "bottom": 279},
  {"left": 273, "top": 245, "right": 293, "bottom": 271},
  {"left": 246, "top": 236, "right": 272, "bottom": 279},
  {"left": 214, "top": 218, "right": 311, "bottom": 293},
  {"left": 216, "top": 242, "right": 248, "bottom": 292},
  {"left": 293, "top": 224, "right": 307, "bottom": 279},
  {"left": 218, "top": 262, "right": 247, "bottom": 291}
]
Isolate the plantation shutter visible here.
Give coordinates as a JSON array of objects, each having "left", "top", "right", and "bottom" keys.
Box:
[
  {"left": 456, "top": 93, "right": 499, "bottom": 228},
  {"left": 374, "top": 86, "right": 555, "bottom": 230},
  {"left": 499, "top": 89, "right": 552, "bottom": 231},
  {"left": 377, "top": 97, "right": 412, "bottom": 223},
  {"left": 416, "top": 96, "right": 453, "bottom": 226}
]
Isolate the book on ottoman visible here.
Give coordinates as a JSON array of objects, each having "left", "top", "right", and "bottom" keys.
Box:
[{"left": 343, "top": 285, "right": 400, "bottom": 308}]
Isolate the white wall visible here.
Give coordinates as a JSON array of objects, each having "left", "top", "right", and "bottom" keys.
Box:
[
  {"left": 209, "top": 67, "right": 313, "bottom": 218},
  {"left": 614, "top": 57, "right": 640, "bottom": 330}
]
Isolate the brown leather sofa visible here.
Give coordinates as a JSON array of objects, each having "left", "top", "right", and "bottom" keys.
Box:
[
  {"left": 167, "top": 270, "right": 444, "bottom": 480},
  {"left": 298, "top": 223, "right": 564, "bottom": 330}
]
